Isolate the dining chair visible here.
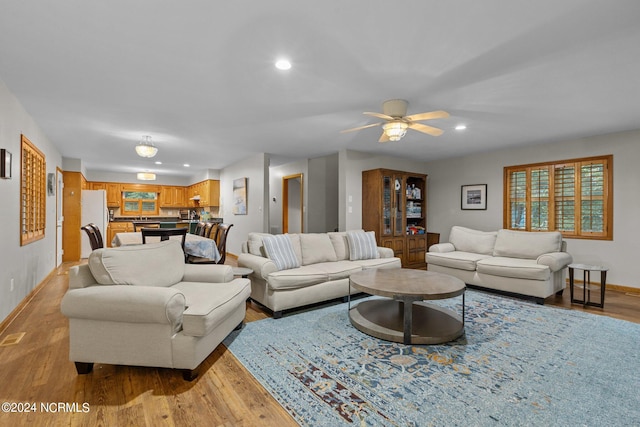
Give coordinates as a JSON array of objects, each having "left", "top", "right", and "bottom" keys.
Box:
[
  {"left": 81, "top": 223, "right": 103, "bottom": 251},
  {"left": 193, "top": 221, "right": 207, "bottom": 236},
  {"left": 214, "top": 223, "right": 233, "bottom": 264},
  {"left": 141, "top": 227, "right": 188, "bottom": 254}
]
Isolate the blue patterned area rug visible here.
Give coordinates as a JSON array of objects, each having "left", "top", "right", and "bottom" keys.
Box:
[{"left": 223, "top": 291, "right": 640, "bottom": 426}]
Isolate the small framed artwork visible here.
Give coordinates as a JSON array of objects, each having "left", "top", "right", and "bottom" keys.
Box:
[
  {"left": 47, "top": 173, "right": 55, "bottom": 196},
  {"left": 0, "top": 149, "right": 11, "bottom": 179},
  {"left": 232, "top": 177, "right": 248, "bottom": 215},
  {"left": 461, "top": 184, "right": 487, "bottom": 210}
]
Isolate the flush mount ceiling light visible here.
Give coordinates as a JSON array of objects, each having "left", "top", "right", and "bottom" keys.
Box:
[
  {"left": 135, "top": 135, "right": 158, "bottom": 158},
  {"left": 275, "top": 58, "right": 291, "bottom": 70},
  {"left": 382, "top": 121, "right": 409, "bottom": 141},
  {"left": 136, "top": 172, "right": 156, "bottom": 181},
  {"left": 455, "top": 124, "right": 467, "bottom": 131}
]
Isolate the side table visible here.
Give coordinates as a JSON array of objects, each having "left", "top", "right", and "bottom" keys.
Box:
[{"left": 568, "top": 263, "right": 608, "bottom": 308}]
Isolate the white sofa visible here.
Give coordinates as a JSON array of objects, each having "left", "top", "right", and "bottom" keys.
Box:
[
  {"left": 61, "top": 240, "right": 251, "bottom": 381},
  {"left": 426, "top": 226, "right": 573, "bottom": 304},
  {"left": 237, "top": 231, "right": 401, "bottom": 318}
]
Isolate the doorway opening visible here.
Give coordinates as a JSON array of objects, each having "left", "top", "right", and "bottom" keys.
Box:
[{"left": 282, "top": 173, "right": 303, "bottom": 234}]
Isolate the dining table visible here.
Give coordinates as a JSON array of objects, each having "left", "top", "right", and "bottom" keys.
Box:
[{"left": 112, "top": 232, "right": 221, "bottom": 262}]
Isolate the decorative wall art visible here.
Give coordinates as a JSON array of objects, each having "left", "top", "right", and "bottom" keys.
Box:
[
  {"left": 0, "top": 149, "right": 11, "bottom": 179},
  {"left": 461, "top": 184, "right": 487, "bottom": 210},
  {"left": 232, "top": 177, "right": 248, "bottom": 215}
]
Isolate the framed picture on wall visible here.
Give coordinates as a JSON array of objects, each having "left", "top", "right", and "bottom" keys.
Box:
[
  {"left": 232, "top": 177, "right": 248, "bottom": 215},
  {"left": 461, "top": 184, "right": 487, "bottom": 210},
  {"left": 0, "top": 149, "right": 11, "bottom": 179}
]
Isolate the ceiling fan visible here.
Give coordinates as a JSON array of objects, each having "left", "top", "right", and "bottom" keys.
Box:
[{"left": 341, "top": 99, "right": 449, "bottom": 142}]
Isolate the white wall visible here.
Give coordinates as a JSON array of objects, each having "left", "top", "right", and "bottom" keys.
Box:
[
  {"left": 220, "top": 153, "right": 269, "bottom": 256},
  {"left": 425, "top": 129, "right": 640, "bottom": 290},
  {"left": 308, "top": 153, "right": 339, "bottom": 232},
  {"left": 0, "top": 79, "right": 62, "bottom": 322}
]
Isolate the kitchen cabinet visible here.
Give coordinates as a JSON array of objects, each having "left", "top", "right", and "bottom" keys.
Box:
[
  {"left": 159, "top": 186, "right": 186, "bottom": 207},
  {"left": 90, "top": 182, "right": 121, "bottom": 207},
  {"left": 187, "top": 180, "right": 220, "bottom": 207},
  {"left": 362, "top": 168, "right": 437, "bottom": 269},
  {"left": 106, "top": 221, "right": 133, "bottom": 247}
]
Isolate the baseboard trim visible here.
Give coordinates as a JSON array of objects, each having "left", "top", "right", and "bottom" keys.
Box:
[
  {"left": 0, "top": 268, "right": 56, "bottom": 336},
  {"left": 226, "top": 252, "right": 238, "bottom": 261}
]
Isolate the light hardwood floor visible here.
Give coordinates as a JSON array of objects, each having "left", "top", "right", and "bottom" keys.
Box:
[{"left": 0, "top": 261, "right": 638, "bottom": 426}]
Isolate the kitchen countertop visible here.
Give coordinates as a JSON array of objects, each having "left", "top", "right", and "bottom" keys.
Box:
[{"left": 110, "top": 217, "right": 223, "bottom": 223}]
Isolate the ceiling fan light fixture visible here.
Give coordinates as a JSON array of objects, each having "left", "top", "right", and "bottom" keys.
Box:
[
  {"left": 135, "top": 135, "right": 158, "bottom": 158},
  {"left": 382, "top": 121, "right": 409, "bottom": 141},
  {"left": 136, "top": 172, "right": 156, "bottom": 181}
]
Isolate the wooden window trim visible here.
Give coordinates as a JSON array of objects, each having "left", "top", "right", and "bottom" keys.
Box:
[
  {"left": 503, "top": 155, "right": 613, "bottom": 240},
  {"left": 20, "top": 134, "right": 46, "bottom": 245}
]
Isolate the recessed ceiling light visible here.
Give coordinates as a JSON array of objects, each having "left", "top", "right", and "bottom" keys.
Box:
[
  {"left": 154, "top": 161, "right": 162, "bottom": 165},
  {"left": 275, "top": 59, "right": 292, "bottom": 70},
  {"left": 183, "top": 164, "right": 190, "bottom": 167},
  {"left": 455, "top": 124, "right": 467, "bottom": 131}
]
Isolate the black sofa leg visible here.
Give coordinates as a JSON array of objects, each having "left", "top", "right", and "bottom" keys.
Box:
[
  {"left": 556, "top": 289, "right": 564, "bottom": 296},
  {"left": 535, "top": 297, "right": 545, "bottom": 305},
  {"left": 273, "top": 310, "right": 283, "bottom": 319},
  {"left": 234, "top": 321, "right": 244, "bottom": 331},
  {"left": 74, "top": 362, "right": 94, "bottom": 375},
  {"left": 182, "top": 368, "right": 199, "bottom": 382}
]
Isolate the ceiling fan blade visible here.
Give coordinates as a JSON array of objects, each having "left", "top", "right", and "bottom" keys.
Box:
[
  {"left": 408, "top": 122, "right": 444, "bottom": 136},
  {"left": 364, "top": 112, "right": 395, "bottom": 121},
  {"left": 340, "top": 122, "right": 381, "bottom": 133},
  {"left": 378, "top": 131, "right": 391, "bottom": 143},
  {"left": 405, "top": 110, "right": 450, "bottom": 122}
]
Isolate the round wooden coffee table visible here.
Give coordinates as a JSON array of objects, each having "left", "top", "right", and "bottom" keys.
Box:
[{"left": 349, "top": 269, "right": 466, "bottom": 345}]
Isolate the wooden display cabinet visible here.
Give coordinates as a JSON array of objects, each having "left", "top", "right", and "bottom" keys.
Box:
[{"left": 362, "top": 168, "right": 438, "bottom": 269}]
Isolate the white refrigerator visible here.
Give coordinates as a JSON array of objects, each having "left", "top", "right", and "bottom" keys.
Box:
[{"left": 81, "top": 190, "right": 109, "bottom": 258}]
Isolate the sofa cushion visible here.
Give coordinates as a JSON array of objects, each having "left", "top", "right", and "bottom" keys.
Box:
[
  {"left": 247, "top": 232, "right": 272, "bottom": 256},
  {"left": 347, "top": 231, "right": 380, "bottom": 260},
  {"left": 300, "top": 233, "right": 338, "bottom": 265},
  {"left": 88, "top": 241, "right": 185, "bottom": 287},
  {"left": 426, "top": 251, "right": 493, "bottom": 271},
  {"left": 351, "top": 257, "right": 401, "bottom": 270},
  {"left": 173, "top": 280, "right": 250, "bottom": 337},
  {"left": 262, "top": 234, "right": 300, "bottom": 270},
  {"left": 267, "top": 265, "right": 329, "bottom": 290},
  {"left": 493, "top": 229, "right": 562, "bottom": 259},
  {"left": 311, "top": 261, "right": 362, "bottom": 281},
  {"left": 476, "top": 257, "right": 550, "bottom": 281},
  {"left": 328, "top": 232, "right": 350, "bottom": 261},
  {"left": 449, "top": 226, "right": 497, "bottom": 255},
  {"left": 287, "top": 234, "right": 304, "bottom": 265}
]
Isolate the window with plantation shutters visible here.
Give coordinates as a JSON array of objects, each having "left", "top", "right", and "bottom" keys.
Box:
[
  {"left": 20, "top": 134, "right": 46, "bottom": 245},
  {"left": 504, "top": 155, "right": 612, "bottom": 240}
]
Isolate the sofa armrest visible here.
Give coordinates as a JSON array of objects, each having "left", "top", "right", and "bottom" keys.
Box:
[
  {"left": 61, "top": 285, "right": 185, "bottom": 329},
  {"left": 238, "top": 253, "right": 277, "bottom": 279},
  {"left": 429, "top": 243, "right": 455, "bottom": 253},
  {"left": 69, "top": 264, "right": 97, "bottom": 289},
  {"left": 183, "top": 264, "right": 233, "bottom": 283},
  {"left": 537, "top": 252, "right": 573, "bottom": 272},
  {"left": 377, "top": 246, "right": 394, "bottom": 258}
]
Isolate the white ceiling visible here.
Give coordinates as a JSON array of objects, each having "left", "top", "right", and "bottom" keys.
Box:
[{"left": 1, "top": 1, "right": 639, "bottom": 178}]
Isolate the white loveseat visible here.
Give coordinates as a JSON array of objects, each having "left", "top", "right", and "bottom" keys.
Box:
[
  {"left": 426, "top": 226, "right": 573, "bottom": 304},
  {"left": 61, "top": 240, "right": 251, "bottom": 380},
  {"left": 237, "top": 231, "right": 401, "bottom": 318}
]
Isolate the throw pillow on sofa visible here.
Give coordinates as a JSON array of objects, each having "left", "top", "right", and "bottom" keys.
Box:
[
  {"left": 262, "top": 234, "right": 300, "bottom": 270},
  {"left": 299, "top": 233, "right": 338, "bottom": 265},
  {"left": 346, "top": 230, "right": 380, "bottom": 261}
]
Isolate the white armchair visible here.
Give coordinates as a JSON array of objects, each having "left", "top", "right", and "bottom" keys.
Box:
[{"left": 61, "top": 240, "right": 250, "bottom": 381}]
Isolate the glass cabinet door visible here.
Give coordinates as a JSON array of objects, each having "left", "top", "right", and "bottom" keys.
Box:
[
  {"left": 393, "top": 176, "right": 404, "bottom": 236},
  {"left": 382, "top": 175, "right": 392, "bottom": 235}
]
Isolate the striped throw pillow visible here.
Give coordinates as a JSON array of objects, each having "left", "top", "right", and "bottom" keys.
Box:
[
  {"left": 346, "top": 231, "right": 380, "bottom": 260},
  {"left": 262, "top": 234, "right": 300, "bottom": 270}
]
